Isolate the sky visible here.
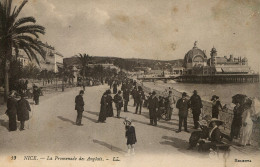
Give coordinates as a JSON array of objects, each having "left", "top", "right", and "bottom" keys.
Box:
[{"left": 13, "top": 0, "right": 260, "bottom": 71}]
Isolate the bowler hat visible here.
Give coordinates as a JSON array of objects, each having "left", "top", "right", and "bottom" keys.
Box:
[{"left": 182, "top": 92, "right": 187, "bottom": 97}]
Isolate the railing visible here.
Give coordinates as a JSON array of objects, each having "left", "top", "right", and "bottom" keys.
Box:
[{"left": 137, "top": 82, "right": 260, "bottom": 145}]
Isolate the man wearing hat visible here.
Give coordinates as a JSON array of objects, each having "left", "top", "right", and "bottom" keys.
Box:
[
  {"left": 189, "top": 90, "right": 203, "bottom": 129},
  {"left": 148, "top": 91, "right": 159, "bottom": 126},
  {"left": 75, "top": 90, "right": 85, "bottom": 126},
  {"left": 176, "top": 92, "right": 190, "bottom": 133}
]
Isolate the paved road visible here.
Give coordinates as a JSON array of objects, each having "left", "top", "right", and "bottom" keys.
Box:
[{"left": 0, "top": 85, "right": 259, "bottom": 167}]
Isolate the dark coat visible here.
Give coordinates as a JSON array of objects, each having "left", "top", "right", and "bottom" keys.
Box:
[
  {"left": 106, "top": 95, "right": 114, "bottom": 117},
  {"left": 123, "top": 89, "right": 130, "bottom": 101},
  {"left": 98, "top": 95, "right": 107, "bottom": 122},
  {"left": 17, "top": 98, "right": 31, "bottom": 121},
  {"left": 136, "top": 90, "right": 145, "bottom": 102},
  {"left": 75, "top": 95, "right": 84, "bottom": 111},
  {"left": 189, "top": 94, "right": 203, "bottom": 114},
  {"left": 148, "top": 96, "right": 159, "bottom": 111},
  {"left": 114, "top": 94, "right": 123, "bottom": 109},
  {"left": 126, "top": 126, "right": 137, "bottom": 145},
  {"left": 6, "top": 97, "right": 18, "bottom": 131},
  {"left": 212, "top": 100, "right": 222, "bottom": 116},
  {"left": 209, "top": 127, "right": 222, "bottom": 143},
  {"left": 176, "top": 98, "right": 190, "bottom": 117}
]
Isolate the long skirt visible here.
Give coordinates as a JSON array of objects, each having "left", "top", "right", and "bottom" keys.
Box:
[
  {"left": 106, "top": 104, "right": 114, "bottom": 117},
  {"left": 98, "top": 106, "right": 107, "bottom": 122},
  {"left": 240, "top": 121, "right": 253, "bottom": 145},
  {"left": 8, "top": 114, "right": 17, "bottom": 131},
  {"left": 230, "top": 118, "right": 242, "bottom": 139}
]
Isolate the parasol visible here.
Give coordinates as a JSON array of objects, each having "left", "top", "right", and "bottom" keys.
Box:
[{"left": 232, "top": 94, "right": 247, "bottom": 105}]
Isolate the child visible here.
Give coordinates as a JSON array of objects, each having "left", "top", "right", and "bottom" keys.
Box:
[{"left": 124, "top": 118, "right": 137, "bottom": 155}]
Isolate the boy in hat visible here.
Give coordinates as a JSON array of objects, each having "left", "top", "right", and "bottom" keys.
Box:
[
  {"left": 124, "top": 118, "right": 137, "bottom": 155},
  {"left": 176, "top": 92, "right": 190, "bottom": 133}
]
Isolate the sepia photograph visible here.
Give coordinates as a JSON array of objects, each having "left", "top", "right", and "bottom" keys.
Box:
[{"left": 0, "top": 0, "right": 260, "bottom": 167}]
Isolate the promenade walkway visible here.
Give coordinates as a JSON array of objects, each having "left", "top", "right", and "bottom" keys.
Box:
[{"left": 0, "top": 84, "right": 259, "bottom": 167}]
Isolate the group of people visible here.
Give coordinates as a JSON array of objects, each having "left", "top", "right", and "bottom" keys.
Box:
[{"left": 5, "top": 91, "right": 31, "bottom": 131}]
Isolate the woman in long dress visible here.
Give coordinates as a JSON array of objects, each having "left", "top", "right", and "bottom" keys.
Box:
[
  {"left": 106, "top": 90, "right": 114, "bottom": 117},
  {"left": 230, "top": 102, "right": 244, "bottom": 141},
  {"left": 98, "top": 92, "right": 108, "bottom": 123},
  {"left": 239, "top": 101, "right": 254, "bottom": 146},
  {"left": 6, "top": 91, "right": 18, "bottom": 131}
]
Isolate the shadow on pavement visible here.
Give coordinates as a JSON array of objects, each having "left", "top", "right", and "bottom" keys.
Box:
[
  {"left": 132, "top": 119, "right": 177, "bottom": 131},
  {"left": 160, "top": 135, "right": 199, "bottom": 155},
  {"left": 0, "top": 119, "right": 9, "bottom": 130},
  {"left": 86, "top": 111, "right": 99, "bottom": 116},
  {"left": 57, "top": 116, "right": 75, "bottom": 125},
  {"left": 82, "top": 115, "right": 97, "bottom": 123},
  {"left": 93, "top": 139, "right": 125, "bottom": 154}
]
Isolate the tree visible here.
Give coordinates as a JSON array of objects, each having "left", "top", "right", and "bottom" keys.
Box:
[
  {"left": 0, "top": 0, "right": 50, "bottom": 101},
  {"left": 76, "top": 53, "right": 91, "bottom": 90}
]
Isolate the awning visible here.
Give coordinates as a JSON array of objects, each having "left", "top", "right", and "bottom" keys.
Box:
[
  {"left": 221, "top": 67, "right": 250, "bottom": 73},
  {"left": 215, "top": 67, "right": 222, "bottom": 73}
]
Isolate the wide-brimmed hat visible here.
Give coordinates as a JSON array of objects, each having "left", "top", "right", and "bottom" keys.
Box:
[
  {"left": 123, "top": 117, "right": 132, "bottom": 126},
  {"left": 209, "top": 118, "right": 223, "bottom": 127}
]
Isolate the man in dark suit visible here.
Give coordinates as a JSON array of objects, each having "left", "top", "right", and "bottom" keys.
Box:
[
  {"left": 148, "top": 91, "right": 159, "bottom": 126},
  {"left": 135, "top": 86, "right": 145, "bottom": 114},
  {"left": 123, "top": 88, "right": 130, "bottom": 112},
  {"left": 189, "top": 90, "right": 203, "bottom": 129},
  {"left": 176, "top": 92, "right": 190, "bottom": 133},
  {"left": 75, "top": 90, "right": 84, "bottom": 126}
]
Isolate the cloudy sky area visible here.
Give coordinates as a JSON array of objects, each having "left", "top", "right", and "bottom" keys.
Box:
[{"left": 16, "top": 0, "right": 260, "bottom": 71}]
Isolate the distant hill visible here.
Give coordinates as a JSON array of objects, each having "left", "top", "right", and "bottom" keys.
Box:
[{"left": 63, "top": 56, "right": 183, "bottom": 71}]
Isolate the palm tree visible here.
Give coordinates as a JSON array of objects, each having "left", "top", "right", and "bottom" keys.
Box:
[
  {"left": 76, "top": 53, "right": 91, "bottom": 90},
  {"left": 0, "top": 0, "right": 50, "bottom": 101}
]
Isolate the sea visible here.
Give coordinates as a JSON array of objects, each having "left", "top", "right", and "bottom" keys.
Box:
[{"left": 144, "top": 81, "right": 260, "bottom": 105}]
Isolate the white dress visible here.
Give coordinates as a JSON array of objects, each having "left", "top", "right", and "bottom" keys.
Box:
[{"left": 240, "top": 108, "right": 254, "bottom": 145}]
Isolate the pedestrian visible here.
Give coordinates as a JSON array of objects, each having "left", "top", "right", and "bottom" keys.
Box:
[
  {"left": 113, "top": 81, "right": 118, "bottom": 94},
  {"left": 124, "top": 118, "right": 137, "bottom": 155},
  {"left": 166, "top": 91, "right": 176, "bottom": 121},
  {"left": 98, "top": 91, "right": 108, "bottom": 123},
  {"left": 123, "top": 88, "right": 130, "bottom": 112},
  {"left": 230, "top": 102, "right": 244, "bottom": 141},
  {"left": 135, "top": 86, "right": 145, "bottom": 114},
  {"left": 33, "top": 84, "right": 40, "bottom": 105},
  {"left": 148, "top": 91, "right": 159, "bottom": 126},
  {"left": 17, "top": 93, "right": 31, "bottom": 131},
  {"left": 131, "top": 87, "right": 138, "bottom": 107},
  {"left": 114, "top": 91, "right": 123, "bottom": 118},
  {"left": 158, "top": 96, "right": 165, "bottom": 121},
  {"left": 211, "top": 95, "right": 223, "bottom": 119},
  {"left": 190, "top": 90, "right": 203, "bottom": 129},
  {"left": 75, "top": 90, "right": 84, "bottom": 126},
  {"left": 5, "top": 91, "right": 18, "bottom": 131},
  {"left": 176, "top": 92, "right": 190, "bottom": 133},
  {"left": 106, "top": 90, "right": 114, "bottom": 117},
  {"left": 239, "top": 99, "right": 254, "bottom": 146}
]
